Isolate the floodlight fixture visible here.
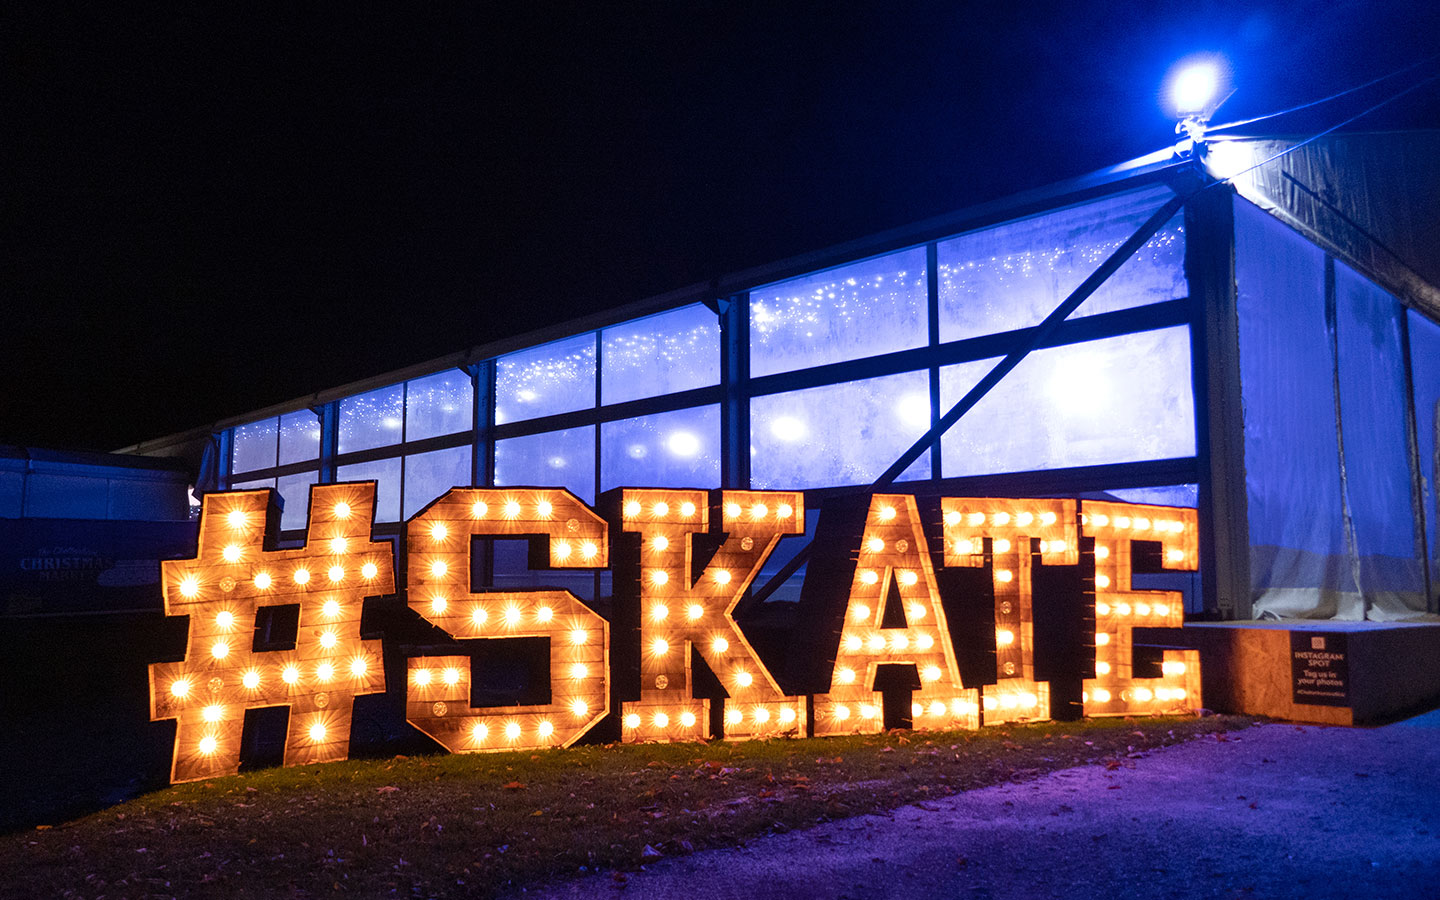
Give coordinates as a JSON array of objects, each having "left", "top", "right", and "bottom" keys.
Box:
[{"left": 1167, "top": 55, "right": 1233, "bottom": 154}]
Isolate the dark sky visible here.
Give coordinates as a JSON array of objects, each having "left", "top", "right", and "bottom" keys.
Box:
[{"left": 6, "top": 1, "right": 1438, "bottom": 452}]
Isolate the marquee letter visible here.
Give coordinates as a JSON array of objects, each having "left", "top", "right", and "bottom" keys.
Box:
[
  {"left": 940, "top": 498, "right": 1079, "bottom": 724},
  {"left": 1081, "top": 501, "right": 1201, "bottom": 715},
  {"left": 618, "top": 489, "right": 806, "bottom": 741},
  {"left": 814, "top": 494, "right": 979, "bottom": 736},
  {"left": 404, "top": 488, "right": 610, "bottom": 752},
  {"left": 150, "top": 483, "right": 394, "bottom": 783}
]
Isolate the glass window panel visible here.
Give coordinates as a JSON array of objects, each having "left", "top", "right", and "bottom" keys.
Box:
[
  {"left": 602, "top": 304, "right": 721, "bottom": 404},
  {"left": 940, "top": 327, "right": 1195, "bottom": 477},
  {"left": 277, "top": 471, "right": 319, "bottom": 531},
  {"left": 750, "top": 247, "right": 929, "bottom": 378},
  {"left": 406, "top": 370, "right": 474, "bottom": 441},
  {"left": 750, "top": 371, "right": 931, "bottom": 490},
  {"left": 403, "top": 444, "right": 473, "bottom": 520},
  {"left": 938, "top": 185, "right": 1186, "bottom": 342},
  {"left": 229, "top": 477, "right": 275, "bottom": 492},
  {"left": 336, "top": 457, "right": 402, "bottom": 523},
  {"left": 494, "top": 426, "right": 596, "bottom": 503},
  {"left": 494, "top": 334, "right": 596, "bottom": 424},
  {"left": 338, "top": 384, "right": 405, "bottom": 454},
  {"left": 231, "top": 418, "right": 277, "bottom": 474},
  {"left": 600, "top": 405, "right": 720, "bottom": 491},
  {"left": 279, "top": 410, "right": 321, "bottom": 465}
]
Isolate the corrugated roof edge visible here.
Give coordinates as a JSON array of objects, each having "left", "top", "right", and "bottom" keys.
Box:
[{"left": 118, "top": 144, "right": 1192, "bottom": 457}]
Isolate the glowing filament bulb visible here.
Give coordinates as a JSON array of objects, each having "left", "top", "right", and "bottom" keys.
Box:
[
  {"left": 1016, "top": 512, "right": 1034, "bottom": 527},
  {"left": 503, "top": 500, "right": 521, "bottom": 518},
  {"left": 211, "top": 640, "right": 230, "bottom": 659},
  {"left": 317, "top": 630, "right": 337, "bottom": 650},
  {"left": 533, "top": 606, "right": 552, "bottom": 624},
  {"left": 1167, "top": 549, "right": 1186, "bottom": 563},
  {"left": 170, "top": 679, "right": 191, "bottom": 698},
  {"left": 1115, "top": 517, "right": 1132, "bottom": 529},
  {"left": 753, "top": 707, "right": 770, "bottom": 723},
  {"left": 1096, "top": 660, "right": 1112, "bottom": 676},
  {"left": 867, "top": 537, "right": 885, "bottom": 553},
  {"left": 1135, "top": 518, "right": 1151, "bottom": 531},
  {"left": 554, "top": 541, "right": 572, "bottom": 560},
  {"left": 227, "top": 510, "right": 247, "bottom": 530},
  {"left": 623, "top": 713, "right": 641, "bottom": 729},
  {"left": 471, "top": 501, "right": 488, "bottom": 518},
  {"left": 843, "top": 634, "right": 862, "bottom": 651},
  {"left": 179, "top": 575, "right": 200, "bottom": 598},
  {"left": 215, "top": 610, "right": 235, "bottom": 629},
  {"left": 1116, "top": 603, "right": 1132, "bottom": 616},
  {"left": 430, "top": 596, "right": 447, "bottom": 615},
  {"left": 199, "top": 735, "right": 218, "bottom": 755},
  {"left": 1162, "top": 660, "right": 1187, "bottom": 676},
  {"left": 712, "top": 637, "right": 729, "bottom": 653},
  {"left": 878, "top": 506, "right": 896, "bottom": 521},
  {"left": 837, "top": 667, "right": 856, "bottom": 684},
  {"left": 681, "top": 710, "right": 698, "bottom": 727},
  {"left": 412, "top": 668, "right": 432, "bottom": 686},
  {"left": 537, "top": 500, "right": 553, "bottom": 518},
  {"left": 1093, "top": 688, "right": 1112, "bottom": 702},
  {"left": 570, "top": 663, "right": 588, "bottom": 680},
  {"left": 316, "top": 663, "right": 334, "bottom": 682},
  {"left": 1134, "top": 687, "right": 1154, "bottom": 702},
  {"left": 505, "top": 722, "right": 521, "bottom": 741},
  {"left": 1096, "top": 632, "right": 1111, "bottom": 646},
  {"left": 930, "top": 700, "right": 947, "bottom": 716},
  {"left": 1154, "top": 603, "right": 1171, "bottom": 617},
  {"left": 944, "top": 510, "right": 962, "bottom": 526},
  {"left": 916, "top": 633, "right": 934, "bottom": 650},
  {"left": 328, "top": 565, "right": 344, "bottom": 583},
  {"left": 652, "top": 638, "right": 669, "bottom": 656},
  {"left": 651, "top": 535, "right": 669, "bottom": 552},
  {"left": 571, "top": 699, "right": 589, "bottom": 717},
  {"left": 992, "top": 512, "right": 1011, "bottom": 526},
  {"left": 898, "top": 570, "right": 917, "bottom": 586},
  {"left": 283, "top": 665, "right": 300, "bottom": 685},
  {"left": 1096, "top": 574, "right": 1111, "bottom": 589},
  {"left": 222, "top": 545, "right": 242, "bottom": 563},
  {"left": 907, "top": 602, "right": 925, "bottom": 621},
  {"left": 649, "top": 570, "right": 669, "bottom": 587},
  {"left": 624, "top": 500, "right": 642, "bottom": 518},
  {"left": 777, "top": 503, "right": 793, "bottom": 518},
  {"left": 996, "top": 569, "right": 1014, "bottom": 583},
  {"left": 350, "top": 657, "right": 367, "bottom": 677},
  {"left": 956, "top": 539, "right": 974, "bottom": 554},
  {"left": 503, "top": 605, "right": 521, "bottom": 626},
  {"left": 361, "top": 561, "right": 378, "bottom": 579},
  {"left": 1136, "top": 603, "right": 1151, "bottom": 616},
  {"left": 581, "top": 541, "right": 598, "bottom": 560},
  {"left": 1049, "top": 540, "right": 1067, "bottom": 553},
  {"left": 651, "top": 604, "right": 670, "bottom": 624},
  {"left": 1096, "top": 545, "right": 1110, "bottom": 560},
  {"left": 860, "top": 570, "right": 879, "bottom": 585},
  {"left": 293, "top": 568, "right": 310, "bottom": 585},
  {"left": 833, "top": 705, "right": 851, "bottom": 721},
  {"left": 254, "top": 572, "right": 272, "bottom": 590},
  {"left": 996, "top": 629, "right": 1015, "bottom": 647},
  {"left": 333, "top": 502, "right": 351, "bottom": 519},
  {"left": 724, "top": 502, "right": 741, "bottom": 519},
  {"left": 1092, "top": 514, "right": 1109, "bottom": 527},
  {"left": 429, "top": 560, "right": 448, "bottom": 578},
  {"left": 330, "top": 537, "right": 348, "bottom": 554},
  {"left": 1096, "top": 602, "right": 1111, "bottom": 615},
  {"left": 443, "top": 667, "right": 461, "bottom": 686},
  {"left": 322, "top": 601, "right": 342, "bottom": 621},
  {"left": 653, "top": 712, "right": 670, "bottom": 728},
  {"left": 472, "top": 723, "right": 489, "bottom": 742},
  {"left": 686, "top": 604, "right": 704, "bottom": 621},
  {"left": 867, "top": 633, "right": 886, "bottom": 652},
  {"left": 242, "top": 670, "right": 261, "bottom": 689},
  {"left": 890, "top": 633, "right": 909, "bottom": 651},
  {"left": 309, "top": 722, "right": 326, "bottom": 742},
  {"left": 570, "top": 628, "right": 587, "bottom": 645},
  {"left": 994, "top": 539, "right": 1011, "bottom": 554},
  {"left": 968, "top": 512, "right": 986, "bottom": 526},
  {"left": 679, "top": 501, "right": 696, "bottom": 518},
  {"left": 430, "top": 523, "right": 448, "bottom": 542},
  {"left": 725, "top": 708, "right": 743, "bottom": 725},
  {"left": 1041, "top": 511, "right": 1058, "bottom": 526},
  {"left": 652, "top": 501, "right": 669, "bottom": 516},
  {"left": 852, "top": 603, "right": 871, "bottom": 622}
]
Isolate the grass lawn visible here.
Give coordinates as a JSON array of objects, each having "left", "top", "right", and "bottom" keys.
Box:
[{"left": 0, "top": 714, "right": 1249, "bottom": 899}]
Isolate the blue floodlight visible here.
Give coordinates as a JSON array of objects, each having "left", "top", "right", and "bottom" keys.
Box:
[{"left": 1172, "top": 62, "right": 1220, "bottom": 117}]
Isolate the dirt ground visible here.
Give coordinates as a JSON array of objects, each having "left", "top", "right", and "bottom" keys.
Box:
[{"left": 515, "top": 710, "right": 1440, "bottom": 900}]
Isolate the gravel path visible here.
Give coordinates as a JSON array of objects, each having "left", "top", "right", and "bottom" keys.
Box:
[{"left": 514, "top": 712, "right": 1440, "bottom": 900}]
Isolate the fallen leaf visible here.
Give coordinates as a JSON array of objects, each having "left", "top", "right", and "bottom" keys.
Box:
[
  {"left": 377, "top": 786, "right": 400, "bottom": 794},
  {"left": 503, "top": 782, "right": 527, "bottom": 791},
  {"left": 641, "top": 844, "right": 663, "bottom": 860}
]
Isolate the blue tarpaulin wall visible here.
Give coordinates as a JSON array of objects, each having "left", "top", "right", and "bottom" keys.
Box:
[{"left": 1235, "top": 198, "right": 1430, "bottom": 619}]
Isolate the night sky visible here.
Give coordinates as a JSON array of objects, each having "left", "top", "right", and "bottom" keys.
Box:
[{"left": 7, "top": 2, "right": 1438, "bottom": 452}]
